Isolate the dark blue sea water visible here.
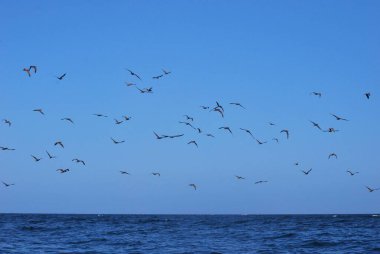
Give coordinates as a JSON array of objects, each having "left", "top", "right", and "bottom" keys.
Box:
[{"left": 0, "top": 214, "right": 380, "bottom": 253}]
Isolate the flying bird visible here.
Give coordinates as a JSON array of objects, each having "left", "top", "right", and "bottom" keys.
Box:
[
  {"left": 120, "top": 171, "right": 130, "bottom": 175},
  {"left": 93, "top": 113, "right": 108, "bottom": 118},
  {"left": 2, "top": 181, "right": 15, "bottom": 187},
  {"left": 302, "top": 168, "right": 312, "bottom": 175},
  {"left": 33, "top": 109, "right": 45, "bottom": 115},
  {"left": 0, "top": 146, "right": 15, "bottom": 151},
  {"left": 200, "top": 106, "right": 209, "bottom": 110},
  {"left": 269, "top": 122, "right": 276, "bottom": 126},
  {"left": 235, "top": 175, "right": 245, "bottom": 180},
  {"left": 23, "top": 65, "right": 37, "bottom": 77},
  {"left": 215, "top": 101, "right": 224, "bottom": 112},
  {"left": 211, "top": 107, "right": 224, "bottom": 118},
  {"left": 57, "top": 168, "right": 70, "bottom": 173},
  {"left": 272, "top": 138, "right": 279, "bottom": 143},
  {"left": 162, "top": 69, "right": 171, "bottom": 75},
  {"left": 187, "top": 140, "right": 198, "bottom": 147},
  {"left": 126, "top": 69, "right": 142, "bottom": 80},
  {"left": 72, "top": 158, "right": 85, "bottom": 166},
  {"left": 310, "top": 121, "right": 322, "bottom": 130},
  {"left": 364, "top": 92, "right": 371, "bottom": 99},
  {"left": 111, "top": 138, "right": 125, "bottom": 144},
  {"left": 56, "top": 73, "right": 66, "bottom": 80},
  {"left": 240, "top": 128, "right": 254, "bottom": 138},
  {"left": 123, "top": 115, "right": 132, "bottom": 121},
  {"left": 255, "top": 139, "right": 267, "bottom": 145},
  {"left": 153, "top": 131, "right": 166, "bottom": 140},
  {"left": 310, "top": 92, "right": 322, "bottom": 98},
  {"left": 163, "top": 134, "right": 184, "bottom": 139},
  {"left": 328, "top": 153, "right": 338, "bottom": 159},
  {"left": 125, "top": 82, "right": 137, "bottom": 87},
  {"left": 46, "top": 151, "right": 56, "bottom": 159},
  {"left": 61, "top": 118, "right": 74, "bottom": 124},
  {"left": 255, "top": 180, "right": 268, "bottom": 184},
  {"left": 219, "top": 126, "right": 233, "bottom": 135},
  {"left": 205, "top": 133, "right": 215, "bottom": 138},
  {"left": 179, "top": 121, "right": 195, "bottom": 129},
  {"left": 347, "top": 170, "right": 359, "bottom": 176},
  {"left": 183, "top": 115, "right": 194, "bottom": 121},
  {"left": 3, "top": 119, "right": 11, "bottom": 127},
  {"left": 230, "top": 102, "right": 245, "bottom": 109},
  {"left": 280, "top": 129, "right": 289, "bottom": 139},
  {"left": 152, "top": 172, "right": 161, "bottom": 176},
  {"left": 152, "top": 74, "right": 163, "bottom": 79},
  {"left": 189, "top": 184, "right": 197, "bottom": 190},
  {"left": 294, "top": 162, "right": 299, "bottom": 166},
  {"left": 54, "top": 141, "right": 64, "bottom": 148},
  {"left": 114, "top": 119, "right": 123, "bottom": 125},
  {"left": 331, "top": 114, "right": 349, "bottom": 121},
  {"left": 31, "top": 155, "right": 42, "bottom": 162},
  {"left": 324, "top": 128, "right": 339, "bottom": 133},
  {"left": 366, "top": 186, "right": 380, "bottom": 192}
]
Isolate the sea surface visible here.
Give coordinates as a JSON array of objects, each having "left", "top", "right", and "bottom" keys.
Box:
[{"left": 0, "top": 214, "right": 379, "bottom": 253}]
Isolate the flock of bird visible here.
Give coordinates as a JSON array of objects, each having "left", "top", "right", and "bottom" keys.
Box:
[{"left": 1, "top": 65, "right": 379, "bottom": 195}]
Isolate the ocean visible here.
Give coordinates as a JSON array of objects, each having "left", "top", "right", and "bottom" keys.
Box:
[{"left": 0, "top": 214, "right": 379, "bottom": 253}]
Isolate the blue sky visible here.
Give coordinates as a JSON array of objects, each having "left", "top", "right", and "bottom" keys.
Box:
[{"left": 1, "top": 0, "right": 379, "bottom": 214}]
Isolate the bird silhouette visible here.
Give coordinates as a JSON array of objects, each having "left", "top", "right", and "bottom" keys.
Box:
[
  {"left": 272, "top": 138, "right": 279, "bottom": 143},
  {"left": 310, "top": 121, "right": 322, "bottom": 130},
  {"left": 0, "top": 146, "right": 16, "bottom": 151},
  {"left": 23, "top": 65, "right": 37, "bottom": 77},
  {"left": 331, "top": 114, "right": 349, "bottom": 121},
  {"left": 347, "top": 170, "right": 359, "bottom": 176},
  {"left": 125, "top": 82, "right": 137, "bottom": 87},
  {"left": 123, "top": 115, "right": 132, "bottom": 121},
  {"left": 328, "top": 153, "right": 338, "bottom": 159},
  {"left": 189, "top": 184, "right": 197, "bottom": 190},
  {"left": 364, "top": 92, "right": 371, "bottom": 99},
  {"left": 200, "top": 106, "right": 209, "bottom": 110},
  {"left": 302, "top": 168, "right": 312, "bottom": 175},
  {"left": 46, "top": 151, "right": 56, "bottom": 159},
  {"left": 162, "top": 69, "right": 171, "bottom": 75},
  {"left": 219, "top": 127, "right": 233, "bottom": 135},
  {"left": 33, "top": 109, "right": 45, "bottom": 115},
  {"left": 152, "top": 172, "right": 161, "bottom": 176},
  {"left": 2, "top": 181, "right": 15, "bottom": 187},
  {"left": 179, "top": 121, "right": 195, "bottom": 129},
  {"left": 31, "top": 155, "right": 42, "bottom": 162},
  {"left": 240, "top": 128, "right": 254, "bottom": 138},
  {"left": 120, "top": 171, "right": 130, "bottom": 175},
  {"left": 61, "top": 118, "right": 74, "bottom": 124},
  {"left": 235, "top": 175, "right": 245, "bottom": 180},
  {"left": 205, "top": 133, "right": 215, "bottom": 138},
  {"left": 72, "top": 158, "right": 85, "bottom": 166},
  {"left": 152, "top": 74, "right": 163, "bottom": 79},
  {"left": 3, "top": 119, "right": 11, "bottom": 127},
  {"left": 211, "top": 107, "right": 224, "bottom": 118},
  {"left": 183, "top": 115, "right": 194, "bottom": 121},
  {"left": 114, "top": 119, "right": 123, "bottom": 125},
  {"left": 111, "top": 138, "right": 125, "bottom": 144},
  {"left": 188, "top": 140, "right": 198, "bottom": 147},
  {"left": 57, "top": 168, "right": 70, "bottom": 173},
  {"left": 126, "top": 69, "right": 142, "bottom": 80},
  {"left": 54, "top": 141, "right": 64, "bottom": 148},
  {"left": 163, "top": 134, "right": 184, "bottom": 139},
  {"left": 280, "top": 129, "right": 289, "bottom": 139},
  {"left": 310, "top": 92, "right": 322, "bottom": 98},
  {"left": 93, "top": 113, "right": 108, "bottom": 118},
  {"left": 255, "top": 139, "right": 267, "bottom": 145},
  {"left": 57, "top": 73, "right": 66, "bottom": 80},
  {"left": 153, "top": 131, "right": 166, "bottom": 140},
  {"left": 255, "top": 180, "right": 268, "bottom": 184},
  {"left": 230, "top": 102, "right": 245, "bottom": 109},
  {"left": 324, "top": 128, "right": 339, "bottom": 133},
  {"left": 366, "top": 186, "right": 380, "bottom": 192},
  {"left": 269, "top": 122, "right": 276, "bottom": 126}
]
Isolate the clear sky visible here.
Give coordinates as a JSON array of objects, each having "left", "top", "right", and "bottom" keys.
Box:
[{"left": 1, "top": 0, "right": 379, "bottom": 214}]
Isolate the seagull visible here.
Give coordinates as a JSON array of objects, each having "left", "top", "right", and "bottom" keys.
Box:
[
  {"left": 269, "top": 122, "right": 276, "bottom": 126},
  {"left": 144, "top": 87, "right": 153, "bottom": 93},
  {"left": 123, "top": 115, "right": 132, "bottom": 121},
  {"left": 366, "top": 186, "right": 380, "bottom": 192},
  {"left": 120, "top": 171, "right": 130, "bottom": 175},
  {"left": 187, "top": 140, "right": 198, "bottom": 147},
  {"left": 230, "top": 102, "right": 245, "bottom": 109},
  {"left": 2, "top": 181, "right": 15, "bottom": 187},
  {"left": 114, "top": 119, "right": 123, "bottom": 125},
  {"left": 189, "top": 184, "right": 197, "bottom": 190},
  {"left": 125, "top": 82, "right": 137, "bottom": 86},
  {"left": 196, "top": 128, "right": 202, "bottom": 134},
  {"left": 183, "top": 115, "right": 194, "bottom": 121},
  {"left": 56, "top": 73, "right": 66, "bottom": 80},
  {"left": 61, "top": 117, "right": 74, "bottom": 124},
  {"left": 328, "top": 153, "right": 338, "bottom": 159},
  {"left": 3, "top": 119, "right": 11, "bottom": 127},
  {"left": 179, "top": 121, "right": 195, "bottom": 129},
  {"left": 331, "top": 114, "right": 349, "bottom": 121},
  {"left": 364, "top": 92, "right": 371, "bottom": 99},
  {"left": 31, "top": 155, "right": 42, "bottom": 162},
  {"left": 239, "top": 128, "right": 254, "bottom": 138},
  {"left": 93, "top": 113, "right": 108, "bottom": 117},
  {"left": 23, "top": 65, "right": 37, "bottom": 77},
  {"left": 301, "top": 168, "right": 312, "bottom": 175},
  {"left": 255, "top": 180, "right": 268, "bottom": 184},
  {"left": 310, "top": 121, "right": 322, "bottom": 130},
  {"left": 152, "top": 74, "right": 163, "bottom": 79},
  {"left": 200, "top": 106, "right": 209, "bottom": 110},
  {"left": 163, "top": 134, "right": 184, "bottom": 139},
  {"left": 219, "top": 127, "right": 233, "bottom": 135},
  {"left": 310, "top": 92, "right": 322, "bottom": 98},
  {"left": 33, "top": 109, "right": 45, "bottom": 115},
  {"left": 54, "top": 141, "right": 64, "bottom": 148},
  {"left": 272, "top": 138, "right": 279, "bottom": 143},
  {"left": 162, "top": 69, "right": 171, "bottom": 75},
  {"left": 235, "top": 175, "right": 245, "bottom": 180},
  {"left": 215, "top": 101, "right": 224, "bottom": 112},
  {"left": 0, "top": 146, "right": 16, "bottom": 151},
  {"left": 57, "top": 168, "right": 70, "bottom": 173},
  {"left": 126, "top": 69, "right": 142, "bottom": 80},
  {"left": 205, "top": 133, "right": 215, "bottom": 138},
  {"left": 280, "top": 129, "right": 289, "bottom": 139},
  {"left": 347, "top": 170, "right": 359, "bottom": 176},
  {"left": 255, "top": 139, "right": 267, "bottom": 145},
  {"left": 152, "top": 172, "right": 161, "bottom": 176},
  {"left": 46, "top": 151, "right": 56, "bottom": 159},
  {"left": 111, "top": 138, "right": 125, "bottom": 144},
  {"left": 153, "top": 131, "right": 166, "bottom": 140},
  {"left": 72, "top": 158, "right": 85, "bottom": 166},
  {"left": 136, "top": 87, "right": 147, "bottom": 94}
]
